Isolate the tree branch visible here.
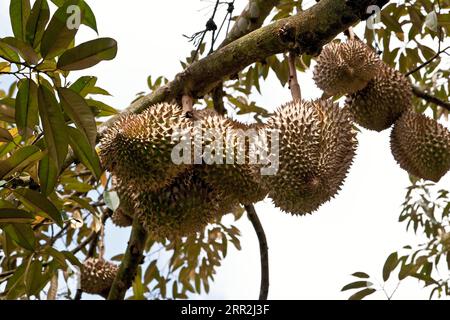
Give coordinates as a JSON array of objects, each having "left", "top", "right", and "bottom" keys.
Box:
[
  {"left": 99, "top": 0, "right": 389, "bottom": 134},
  {"left": 412, "top": 86, "right": 450, "bottom": 112},
  {"left": 107, "top": 217, "right": 147, "bottom": 300},
  {"left": 245, "top": 204, "right": 269, "bottom": 300}
]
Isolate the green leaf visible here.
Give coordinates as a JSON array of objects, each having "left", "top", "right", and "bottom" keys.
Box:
[
  {"left": 69, "top": 76, "right": 97, "bottom": 97},
  {"left": 57, "top": 37, "right": 117, "bottom": 71},
  {"left": 26, "top": 0, "right": 50, "bottom": 48},
  {"left": 37, "top": 84, "right": 68, "bottom": 170},
  {"left": 5, "top": 264, "right": 26, "bottom": 299},
  {"left": 341, "top": 281, "right": 372, "bottom": 291},
  {"left": 0, "top": 208, "right": 35, "bottom": 224},
  {"left": 10, "top": 0, "right": 31, "bottom": 41},
  {"left": 67, "top": 126, "right": 102, "bottom": 179},
  {"left": 86, "top": 98, "right": 118, "bottom": 116},
  {"left": 40, "top": 0, "right": 84, "bottom": 59},
  {"left": 38, "top": 154, "right": 58, "bottom": 196},
  {"left": 0, "top": 37, "right": 39, "bottom": 65},
  {"left": 25, "top": 259, "right": 45, "bottom": 297},
  {"left": 45, "top": 246, "right": 68, "bottom": 269},
  {"left": 349, "top": 288, "right": 377, "bottom": 300},
  {"left": 351, "top": 272, "right": 370, "bottom": 279},
  {"left": 50, "top": 0, "right": 97, "bottom": 33},
  {"left": 382, "top": 252, "right": 398, "bottom": 282},
  {"left": 0, "top": 127, "right": 14, "bottom": 143},
  {"left": 61, "top": 250, "right": 82, "bottom": 267},
  {"left": 12, "top": 188, "right": 63, "bottom": 227},
  {"left": 15, "top": 78, "right": 39, "bottom": 139},
  {"left": 3, "top": 223, "right": 36, "bottom": 251},
  {"left": 0, "top": 145, "right": 45, "bottom": 179},
  {"left": 0, "top": 41, "right": 20, "bottom": 62},
  {"left": 104, "top": 191, "right": 120, "bottom": 211},
  {"left": 58, "top": 87, "right": 97, "bottom": 147}
]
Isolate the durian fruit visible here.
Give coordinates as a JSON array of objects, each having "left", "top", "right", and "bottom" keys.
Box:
[
  {"left": 99, "top": 103, "right": 192, "bottom": 193},
  {"left": 313, "top": 39, "right": 381, "bottom": 96},
  {"left": 346, "top": 63, "right": 412, "bottom": 131},
  {"left": 134, "top": 168, "right": 235, "bottom": 240},
  {"left": 390, "top": 110, "right": 450, "bottom": 182},
  {"left": 111, "top": 207, "right": 133, "bottom": 227},
  {"left": 193, "top": 109, "right": 268, "bottom": 205},
  {"left": 264, "top": 99, "right": 357, "bottom": 215},
  {"left": 80, "top": 258, "right": 118, "bottom": 298}
]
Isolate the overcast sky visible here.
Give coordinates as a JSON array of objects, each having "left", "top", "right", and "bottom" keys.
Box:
[{"left": 1, "top": 0, "right": 450, "bottom": 300}]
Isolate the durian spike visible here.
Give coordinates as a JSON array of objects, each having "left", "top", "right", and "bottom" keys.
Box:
[
  {"left": 347, "top": 26, "right": 355, "bottom": 40},
  {"left": 288, "top": 52, "right": 301, "bottom": 101}
]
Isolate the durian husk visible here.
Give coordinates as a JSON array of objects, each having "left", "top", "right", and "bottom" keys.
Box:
[
  {"left": 134, "top": 167, "right": 237, "bottom": 240},
  {"left": 346, "top": 63, "right": 412, "bottom": 131},
  {"left": 264, "top": 99, "right": 357, "bottom": 215},
  {"left": 99, "top": 103, "right": 192, "bottom": 193},
  {"left": 80, "top": 258, "right": 118, "bottom": 298},
  {"left": 111, "top": 207, "right": 133, "bottom": 227},
  {"left": 193, "top": 109, "right": 268, "bottom": 205},
  {"left": 313, "top": 39, "right": 381, "bottom": 96},
  {"left": 390, "top": 110, "right": 450, "bottom": 182}
]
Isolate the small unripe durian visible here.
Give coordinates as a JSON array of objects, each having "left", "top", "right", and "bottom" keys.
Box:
[
  {"left": 99, "top": 103, "right": 191, "bottom": 193},
  {"left": 390, "top": 111, "right": 450, "bottom": 182},
  {"left": 346, "top": 63, "right": 412, "bottom": 131},
  {"left": 313, "top": 39, "right": 381, "bottom": 96},
  {"left": 80, "top": 258, "right": 118, "bottom": 298},
  {"left": 264, "top": 99, "right": 357, "bottom": 215}
]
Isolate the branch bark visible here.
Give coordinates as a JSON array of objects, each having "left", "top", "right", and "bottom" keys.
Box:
[
  {"left": 107, "top": 217, "right": 147, "bottom": 300},
  {"left": 412, "top": 86, "right": 450, "bottom": 112},
  {"left": 245, "top": 204, "right": 269, "bottom": 300}
]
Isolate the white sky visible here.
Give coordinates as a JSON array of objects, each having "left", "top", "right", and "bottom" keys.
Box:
[{"left": 1, "top": 0, "right": 450, "bottom": 300}]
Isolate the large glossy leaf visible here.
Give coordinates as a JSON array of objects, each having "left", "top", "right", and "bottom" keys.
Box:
[
  {"left": 3, "top": 224, "right": 36, "bottom": 251},
  {"left": 57, "top": 38, "right": 117, "bottom": 71},
  {"left": 58, "top": 87, "right": 97, "bottom": 147},
  {"left": 26, "top": 0, "right": 50, "bottom": 48},
  {"left": 25, "top": 259, "right": 45, "bottom": 297},
  {"left": 10, "top": 0, "right": 31, "bottom": 41},
  {"left": 67, "top": 126, "right": 102, "bottom": 179},
  {"left": 12, "top": 188, "right": 63, "bottom": 227},
  {"left": 0, "top": 145, "right": 45, "bottom": 179},
  {"left": 38, "top": 154, "right": 58, "bottom": 196},
  {"left": 0, "top": 208, "right": 35, "bottom": 224},
  {"left": 40, "top": 0, "right": 84, "bottom": 59},
  {"left": 50, "top": 0, "right": 97, "bottom": 33},
  {"left": 37, "top": 85, "right": 68, "bottom": 170},
  {"left": 87, "top": 99, "right": 118, "bottom": 116},
  {"left": 15, "top": 78, "right": 39, "bottom": 139},
  {"left": 0, "top": 37, "right": 39, "bottom": 65}
]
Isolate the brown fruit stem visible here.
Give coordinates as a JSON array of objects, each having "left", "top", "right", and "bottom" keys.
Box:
[{"left": 288, "top": 52, "right": 301, "bottom": 101}]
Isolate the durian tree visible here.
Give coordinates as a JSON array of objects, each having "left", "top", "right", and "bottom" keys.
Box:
[{"left": 0, "top": 0, "right": 449, "bottom": 300}]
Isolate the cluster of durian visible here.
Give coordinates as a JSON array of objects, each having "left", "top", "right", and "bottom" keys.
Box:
[
  {"left": 313, "top": 38, "right": 450, "bottom": 182},
  {"left": 80, "top": 258, "right": 118, "bottom": 298},
  {"left": 100, "top": 103, "right": 266, "bottom": 239}
]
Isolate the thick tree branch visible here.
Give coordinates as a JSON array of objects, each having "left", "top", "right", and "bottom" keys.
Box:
[
  {"left": 99, "top": 0, "right": 389, "bottom": 134},
  {"left": 245, "top": 204, "right": 269, "bottom": 300},
  {"left": 412, "top": 86, "right": 450, "bottom": 112},
  {"left": 107, "top": 217, "right": 147, "bottom": 300}
]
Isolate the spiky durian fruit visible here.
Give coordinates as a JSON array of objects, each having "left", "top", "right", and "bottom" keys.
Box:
[
  {"left": 313, "top": 39, "right": 381, "bottom": 96},
  {"left": 111, "top": 207, "right": 133, "bottom": 227},
  {"left": 264, "top": 99, "right": 357, "bottom": 215},
  {"left": 346, "top": 63, "right": 412, "bottom": 131},
  {"left": 80, "top": 258, "right": 118, "bottom": 297},
  {"left": 193, "top": 109, "right": 268, "bottom": 205},
  {"left": 134, "top": 168, "right": 236, "bottom": 240},
  {"left": 390, "top": 111, "right": 450, "bottom": 182},
  {"left": 99, "top": 103, "right": 192, "bottom": 193}
]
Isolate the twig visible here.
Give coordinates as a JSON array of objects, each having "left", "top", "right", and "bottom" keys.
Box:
[
  {"left": 288, "top": 52, "right": 301, "bottom": 101},
  {"left": 412, "top": 86, "right": 450, "bottom": 111},
  {"left": 245, "top": 204, "right": 269, "bottom": 300},
  {"left": 406, "top": 46, "right": 450, "bottom": 77}
]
